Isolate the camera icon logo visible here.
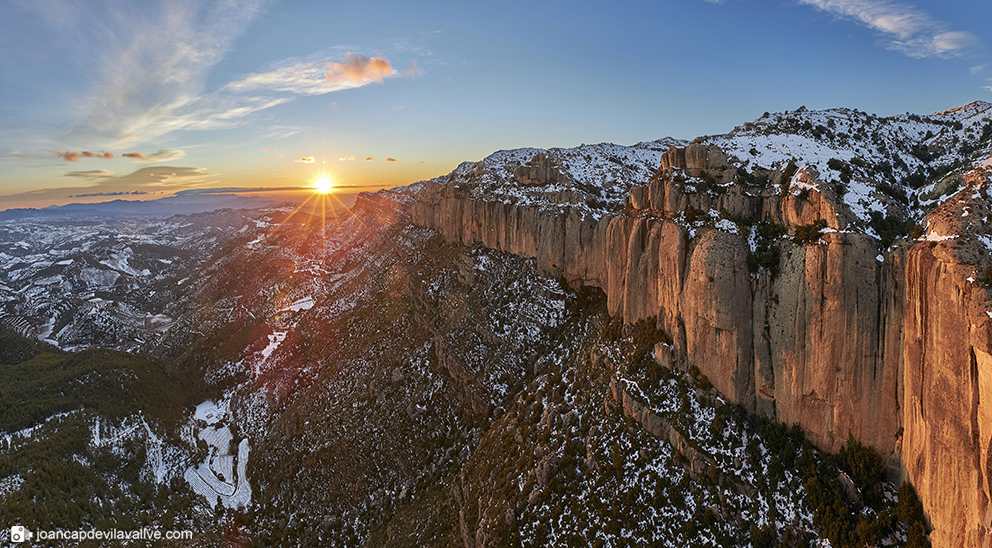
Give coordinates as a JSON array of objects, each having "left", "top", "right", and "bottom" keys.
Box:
[{"left": 10, "top": 525, "right": 33, "bottom": 543}]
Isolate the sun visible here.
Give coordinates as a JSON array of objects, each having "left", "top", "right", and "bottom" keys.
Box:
[{"left": 313, "top": 176, "right": 333, "bottom": 194}]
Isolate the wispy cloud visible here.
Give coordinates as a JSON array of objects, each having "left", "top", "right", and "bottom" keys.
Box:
[
  {"left": 134, "top": 149, "right": 186, "bottom": 163},
  {"left": 63, "top": 169, "right": 114, "bottom": 178},
  {"left": 15, "top": 4, "right": 430, "bottom": 156},
  {"left": 402, "top": 61, "right": 423, "bottom": 77},
  {"left": 971, "top": 64, "right": 987, "bottom": 75},
  {"left": 68, "top": 190, "right": 149, "bottom": 197},
  {"left": 225, "top": 52, "right": 420, "bottom": 96},
  {"left": 798, "top": 0, "right": 981, "bottom": 58},
  {"left": 0, "top": 165, "right": 215, "bottom": 204},
  {"left": 338, "top": 155, "right": 356, "bottom": 161},
  {"left": 101, "top": 166, "right": 215, "bottom": 188},
  {"left": 297, "top": 156, "right": 315, "bottom": 163},
  {"left": 63, "top": 0, "right": 270, "bottom": 147}
]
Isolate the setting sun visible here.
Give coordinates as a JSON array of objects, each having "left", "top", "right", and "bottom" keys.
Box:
[{"left": 313, "top": 176, "right": 333, "bottom": 194}]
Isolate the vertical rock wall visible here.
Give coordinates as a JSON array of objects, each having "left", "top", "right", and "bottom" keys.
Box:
[{"left": 903, "top": 243, "right": 992, "bottom": 548}]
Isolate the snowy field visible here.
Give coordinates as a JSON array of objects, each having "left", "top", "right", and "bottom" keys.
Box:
[{"left": 185, "top": 400, "right": 253, "bottom": 509}]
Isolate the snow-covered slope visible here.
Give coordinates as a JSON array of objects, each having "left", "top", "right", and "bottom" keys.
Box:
[{"left": 423, "top": 138, "right": 686, "bottom": 219}]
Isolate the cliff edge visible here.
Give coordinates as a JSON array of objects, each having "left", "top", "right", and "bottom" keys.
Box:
[{"left": 400, "top": 102, "right": 992, "bottom": 546}]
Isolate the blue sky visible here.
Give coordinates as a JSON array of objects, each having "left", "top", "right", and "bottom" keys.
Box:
[{"left": 0, "top": 0, "right": 989, "bottom": 209}]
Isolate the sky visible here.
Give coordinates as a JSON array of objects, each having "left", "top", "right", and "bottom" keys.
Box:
[{"left": 0, "top": 0, "right": 990, "bottom": 210}]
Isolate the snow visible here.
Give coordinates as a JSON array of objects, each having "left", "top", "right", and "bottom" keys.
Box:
[
  {"left": 715, "top": 219, "right": 738, "bottom": 234},
  {"left": 0, "top": 474, "right": 25, "bottom": 497},
  {"left": 253, "top": 330, "right": 288, "bottom": 377},
  {"left": 699, "top": 102, "right": 992, "bottom": 232},
  {"left": 141, "top": 419, "right": 168, "bottom": 484},
  {"left": 80, "top": 267, "right": 120, "bottom": 288},
  {"left": 194, "top": 400, "right": 229, "bottom": 426},
  {"left": 36, "top": 317, "right": 55, "bottom": 342},
  {"left": 925, "top": 231, "right": 957, "bottom": 242},
  {"left": 2, "top": 411, "right": 76, "bottom": 446},
  {"left": 99, "top": 248, "right": 150, "bottom": 277},
  {"left": 281, "top": 296, "right": 315, "bottom": 312},
  {"left": 424, "top": 139, "right": 686, "bottom": 221},
  {"left": 185, "top": 399, "right": 252, "bottom": 509}
]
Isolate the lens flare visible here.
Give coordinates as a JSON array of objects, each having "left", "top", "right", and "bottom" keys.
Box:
[{"left": 313, "top": 176, "right": 333, "bottom": 194}]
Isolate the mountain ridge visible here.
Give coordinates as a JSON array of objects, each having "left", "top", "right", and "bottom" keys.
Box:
[{"left": 398, "top": 100, "right": 992, "bottom": 547}]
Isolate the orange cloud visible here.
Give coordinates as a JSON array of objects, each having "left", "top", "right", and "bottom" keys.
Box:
[
  {"left": 277, "top": 154, "right": 285, "bottom": 159},
  {"left": 338, "top": 155, "right": 356, "bottom": 162},
  {"left": 56, "top": 151, "right": 81, "bottom": 162},
  {"left": 80, "top": 151, "right": 114, "bottom": 159},
  {"left": 122, "top": 152, "right": 144, "bottom": 159},
  {"left": 297, "top": 156, "right": 315, "bottom": 163},
  {"left": 326, "top": 53, "right": 394, "bottom": 84},
  {"left": 56, "top": 151, "right": 113, "bottom": 161},
  {"left": 261, "top": 147, "right": 279, "bottom": 152},
  {"left": 365, "top": 157, "right": 373, "bottom": 161},
  {"left": 403, "top": 60, "right": 423, "bottom": 77},
  {"left": 385, "top": 157, "right": 397, "bottom": 162}
]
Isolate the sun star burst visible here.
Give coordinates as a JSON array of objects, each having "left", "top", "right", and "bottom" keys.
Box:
[{"left": 313, "top": 176, "right": 333, "bottom": 194}]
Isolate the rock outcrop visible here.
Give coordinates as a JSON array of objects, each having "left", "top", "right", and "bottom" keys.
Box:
[
  {"left": 512, "top": 152, "right": 571, "bottom": 186},
  {"left": 407, "top": 143, "right": 992, "bottom": 546}
]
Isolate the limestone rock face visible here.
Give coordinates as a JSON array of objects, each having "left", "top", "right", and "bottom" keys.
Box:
[
  {"left": 779, "top": 166, "right": 854, "bottom": 230},
  {"left": 659, "top": 144, "right": 730, "bottom": 179},
  {"left": 681, "top": 229, "right": 754, "bottom": 410},
  {"left": 512, "top": 153, "right": 570, "bottom": 186},
  {"left": 765, "top": 232, "right": 898, "bottom": 453},
  {"left": 900, "top": 184, "right": 992, "bottom": 548}
]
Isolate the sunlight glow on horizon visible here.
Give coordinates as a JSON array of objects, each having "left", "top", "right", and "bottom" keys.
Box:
[{"left": 313, "top": 176, "right": 333, "bottom": 194}]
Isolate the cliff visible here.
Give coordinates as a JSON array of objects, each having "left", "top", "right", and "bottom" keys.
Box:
[
  {"left": 404, "top": 102, "right": 992, "bottom": 547},
  {"left": 409, "top": 144, "right": 902, "bottom": 455}
]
